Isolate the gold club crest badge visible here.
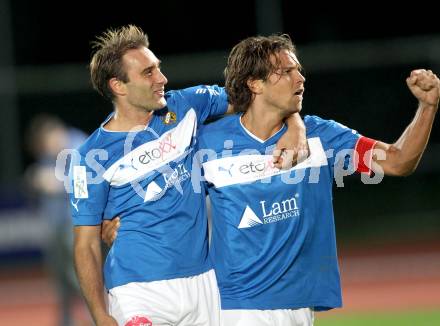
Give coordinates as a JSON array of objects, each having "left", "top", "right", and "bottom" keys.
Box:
[{"left": 162, "top": 111, "right": 177, "bottom": 125}]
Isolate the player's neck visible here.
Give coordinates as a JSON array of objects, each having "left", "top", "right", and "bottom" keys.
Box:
[
  {"left": 105, "top": 103, "right": 154, "bottom": 132},
  {"left": 241, "top": 106, "right": 284, "bottom": 141}
]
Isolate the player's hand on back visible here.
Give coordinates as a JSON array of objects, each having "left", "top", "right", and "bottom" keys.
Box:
[{"left": 101, "top": 217, "right": 121, "bottom": 247}]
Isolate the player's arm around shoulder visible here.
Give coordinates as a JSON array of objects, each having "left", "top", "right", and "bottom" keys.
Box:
[
  {"left": 74, "top": 225, "right": 117, "bottom": 325},
  {"left": 371, "top": 69, "right": 439, "bottom": 176}
]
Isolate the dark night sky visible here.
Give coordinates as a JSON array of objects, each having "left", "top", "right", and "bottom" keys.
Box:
[
  {"left": 10, "top": 1, "right": 440, "bottom": 66},
  {"left": 7, "top": 0, "right": 440, "bottom": 170}
]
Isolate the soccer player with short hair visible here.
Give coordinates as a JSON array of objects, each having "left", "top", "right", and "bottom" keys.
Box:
[{"left": 197, "top": 34, "right": 439, "bottom": 326}]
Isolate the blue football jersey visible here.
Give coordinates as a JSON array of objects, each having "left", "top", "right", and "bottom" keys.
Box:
[
  {"left": 68, "top": 85, "right": 227, "bottom": 289},
  {"left": 198, "top": 114, "right": 373, "bottom": 311}
]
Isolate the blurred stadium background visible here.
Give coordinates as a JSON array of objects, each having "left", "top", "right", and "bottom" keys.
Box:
[{"left": 0, "top": 0, "right": 439, "bottom": 325}]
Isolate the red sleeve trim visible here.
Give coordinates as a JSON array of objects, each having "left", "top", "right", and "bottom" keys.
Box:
[{"left": 354, "top": 136, "right": 377, "bottom": 175}]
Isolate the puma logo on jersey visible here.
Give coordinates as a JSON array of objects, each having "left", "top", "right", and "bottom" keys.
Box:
[
  {"left": 71, "top": 199, "right": 80, "bottom": 212},
  {"left": 218, "top": 163, "right": 234, "bottom": 177}
]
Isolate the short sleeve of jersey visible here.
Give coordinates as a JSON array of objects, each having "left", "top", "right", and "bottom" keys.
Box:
[
  {"left": 68, "top": 150, "right": 110, "bottom": 226},
  {"left": 305, "top": 115, "right": 376, "bottom": 174},
  {"left": 173, "top": 85, "right": 228, "bottom": 124}
]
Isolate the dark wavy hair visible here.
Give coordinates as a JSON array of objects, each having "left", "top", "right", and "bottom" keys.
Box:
[
  {"left": 224, "top": 34, "right": 296, "bottom": 113},
  {"left": 89, "top": 25, "right": 149, "bottom": 101}
]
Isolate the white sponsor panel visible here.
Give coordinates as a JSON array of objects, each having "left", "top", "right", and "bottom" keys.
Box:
[
  {"left": 203, "top": 137, "right": 327, "bottom": 188},
  {"left": 103, "top": 109, "right": 197, "bottom": 186}
]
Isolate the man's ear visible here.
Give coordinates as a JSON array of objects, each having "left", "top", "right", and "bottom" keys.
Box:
[
  {"left": 247, "top": 78, "right": 263, "bottom": 95},
  {"left": 109, "top": 77, "right": 126, "bottom": 97}
]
